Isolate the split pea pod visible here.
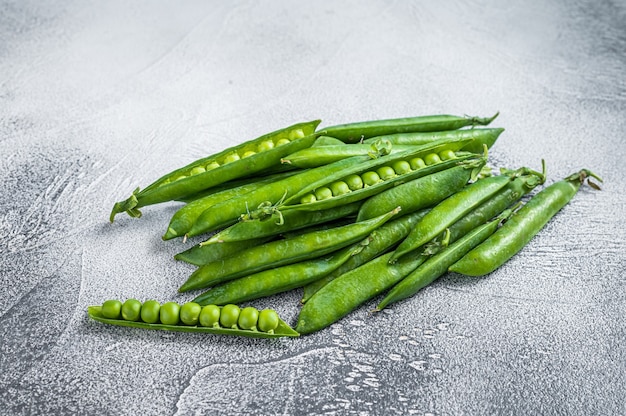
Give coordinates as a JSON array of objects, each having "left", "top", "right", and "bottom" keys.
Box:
[
  {"left": 376, "top": 209, "right": 514, "bottom": 310},
  {"left": 179, "top": 207, "right": 401, "bottom": 292},
  {"left": 193, "top": 238, "right": 370, "bottom": 306},
  {"left": 362, "top": 127, "right": 505, "bottom": 154},
  {"left": 300, "top": 208, "right": 430, "bottom": 304},
  {"left": 201, "top": 201, "right": 362, "bottom": 245},
  {"left": 390, "top": 164, "right": 546, "bottom": 262},
  {"left": 320, "top": 112, "right": 499, "bottom": 143},
  {"left": 449, "top": 169, "right": 602, "bottom": 276},
  {"left": 174, "top": 236, "right": 274, "bottom": 266},
  {"left": 356, "top": 158, "right": 485, "bottom": 221},
  {"left": 89, "top": 300, "right": 298, "bottom": 338},
  {"left": 109, "top": 120, "right": 320, "bottom": 222}
]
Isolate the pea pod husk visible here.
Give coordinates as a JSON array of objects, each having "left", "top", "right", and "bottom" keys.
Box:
[
  {"left": 109, "top": 120, "right": 320, "bottom": 222},
  {"left": 448, "top": 169, "right": 602, "bottom": 276},
  {"left": 174, "top": 237, "right": 274, "bottom": 266},
  {"left": 87, "top": 306, "right": 299, "bottom": 338}
]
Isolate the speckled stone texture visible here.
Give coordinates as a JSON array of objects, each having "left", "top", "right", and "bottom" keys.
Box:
[{"left": 1, "top": 1, "right": 625, "bottom": 415}]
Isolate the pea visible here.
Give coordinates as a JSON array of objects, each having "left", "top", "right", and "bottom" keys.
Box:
[
  {"left": 101, "top": 300, "right": 122, "bottom": 319},
  {"left": 180, "top": 302, "right": 202, "bottom": 326},
  {"left": 258, "top": 309, "right": 280, "bottom": 333},
  {"left": 140, "top": 300, "right": 161, "bottom": 324},
  {"left": 199, "top": 304, "right": 221, "bottom": 327},
  {"left": 362, "top": 171, "right": 381, "bottom": 186},
  {"left": 160, "top": 302, "right": 180, "bottom": 325},
  {"left": 257, "top": 140, "right": 274, "bottom": 152},
  {"left": 329, "top": 181, "right": 350, "bottom": 196},
  {"left": 238, "top": 307, "right": 260, "bottom": 330},
  {"left": 121, "top": 299, "right": 142, "bottom": 322},
  {"left": 409, "top": 157, "right": 426, "bottom": 170},
  {"left": 314, "top": 187, "right": 333, "bottom": 200},
  {"left": 424, "top": 153, "right": 442, "bottom": 165},
  {"left": 300, "top": 193, "right": 317, "bottom": 204},
  {"left": 439, "top": 149, "right": 456, "bottom": 160},
  {"left": 206, "top": 161, "right": 220, "bottom": 171},
  {"left": 220, "top": 304, "right": 241, "bottom": 328},
  {"left": 242, "top": 151, "right": 256, "bottom": 158},
  {"left": 223, "top": 153, "right": 241, "bottom": 164},
  {"left": 376, "top": 166, "right": 396, "bottom": 181},
  {"left": 190, "top": 166, "right": 206, "bottom": 175},
  {"left": 173, "top": 175, "right": 187, "bottom": 182},
  {"left": 288, "top": 128, "right": 305, "bottom": 139},
  {"left": 391, "top": 160, "right": 411, "bottom": 175},
  {"left": 275, "top": 138, "right": 291, "bottom": 146},
  {"left": 345, "top": 174, "right": 364, "bottom": 191}
]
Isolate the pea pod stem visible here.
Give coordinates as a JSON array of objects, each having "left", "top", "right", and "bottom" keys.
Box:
[{"left": 449, "top": 168, "right": 602, "bottom": 276}]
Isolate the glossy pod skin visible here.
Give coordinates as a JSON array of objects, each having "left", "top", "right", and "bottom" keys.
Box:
[
  {"left": 376, "top": 209, "right": 512, "bottom": 310},
  {"left": 174, "top": 236, "right": 274, "bottom": 266},
  {"left": 356, "top": 159, "right": 484, "bottom": 221},
  {"left": 109, "top": 120, "right": 320, "bottom": 222},
  {"left": 201, "top": 201, "right": 362, "bottom": 245},
  {"left": 300, "top": 208, "right": 430, "bottom": 304},
  {"left": 362, "top": 127, "right": 504, "bottom": 155},
  {"left": 449, "top": 169, "right": 602, "bottom": 276},
  {"left": 179, "top": 207, "right": 401, "bottom": 292},
  {"left": 390, "top": 164, "right": 546, "bottom": 262},
  {"left": 193, "top": 239, "right": 369, "bottom": 306},
  {"left": 88, "top": 301, "right": 299, "bottom": 338},
  {"left": 320, "top": 112, "right": 499, "bottom": 143}
]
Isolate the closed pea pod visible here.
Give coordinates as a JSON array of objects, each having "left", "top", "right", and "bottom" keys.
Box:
[
  {"left": 109, "top": 120, "right": 320, "bottom": 222},
  {"left": 174, "top": 236, "right": 274, "bottom": 266},
  {"left": 449, "top": 169, "right": 602, "bottom": 276}
]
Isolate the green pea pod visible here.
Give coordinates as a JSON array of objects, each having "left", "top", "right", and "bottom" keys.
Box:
[
  {"left": 356, "top": 158, "right": 485, "bottom": 221},
  {"left": 376, "top": 208, "right": 515, "bottom": 310},
  {"left": 320, "top": 112, "right": 499, "bottom": 143},
  {"left": 390, "top": 163, "right": 546, "bottom": 262},
  {"left": 193, "top": 238, "right": 370, "bottom": 306},
  {"left": 179, "top": 206, "right": 401, "bottom": 292},
  {"left": 362, "top": 127, "right": 504, "bottom": 154},
  {"left": 201, "top": 201, "right": 362, "bottom": 245},
  {"left": 281, "top": 142, "right": 417, "bottom": 168},
  {"left": 109, "top": 120, "right": 320, "bottom": 222},
  {"left": 88, "top": 304, "right": 299, "bottom": 338},
  {"left": 300, "top": 208, "right": 430, "bottom": 304},
  {"left": 174, "top": 236, "right": 273, "bottom": 266},
  {"left": 449, "top": 169, "right": 602, "bottom": 276}
]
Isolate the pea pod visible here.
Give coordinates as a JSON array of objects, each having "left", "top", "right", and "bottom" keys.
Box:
[
  {"left": 300, "top": 208, "right": 430, "bottom": 304},
  {"left": 356, "top": 158, "right": 485, "bottom": 221},
  {"left": 449, "top": 169, "right": 602, "bottom": 276},
  {"left": 201, "top": 201, "right": 362, "bottom": 245},
  {"left": 193, "top": 238, "right": 370, "bottom": 306},
  {"left": 376, "top": 208, "right": 514, "bottom": 310},
  {"left": 390, "top": 163, "right": 546, "bottom": 262},
  {"left": 362, "top": 127, "right": 505, "bottom": 154},
  {"left": 88, "top": 301, "right": 299, "bottom": 338},
  {"left": 179, "top": 207, "right": 401, "bottom": 292},
  {"left": 109, "top": 120, "right": 320, "bottom": 222},
  {"left": 174, "top": 236, "right": 273, "bottom": 266},
  {"left": 320, "top": 112, "right": 499, "bottom": 143}
]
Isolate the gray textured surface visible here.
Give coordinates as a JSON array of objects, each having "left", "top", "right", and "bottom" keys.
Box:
[{"left": 1, "top": 1, "right": 625, "bottom": 415}]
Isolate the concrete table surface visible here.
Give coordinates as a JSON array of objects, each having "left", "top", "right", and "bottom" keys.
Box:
[{"left": 1, "top": 1, "right": 625, "bottom": 415}]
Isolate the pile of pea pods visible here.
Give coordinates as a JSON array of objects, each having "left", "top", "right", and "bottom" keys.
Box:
[{"left": 91, "top": 113, "right": 602, "bottom": 338}]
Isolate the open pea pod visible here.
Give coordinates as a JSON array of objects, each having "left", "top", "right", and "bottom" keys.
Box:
[
  {"left": 88, "top": 305, "right": 299, "bottom": 339},
  {"left": 109, "top": 119, "right": 321, "bottom": 222},
  {"left": 276, "top": 137, "right": 483, "bottom": 213}
]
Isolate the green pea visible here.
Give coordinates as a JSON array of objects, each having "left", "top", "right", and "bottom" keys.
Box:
[
  {"left": 173, "top": 175, "right": 187, "bottom": 182},
  {"left": 439, "top": 149, "right": 456, "bottom": 160},
  {"left": 206, "top": 161, "right": 220, "bottom": 171},
  {"left": 288, "top": 129, "right": 305, "bottom": 140},
  {"left": 424, "top": 153, "right": 442, "bottom": 165},
  {"left": 377, "top": 166, "right": 396, "bottom": 180},
  {"left": 220, "top": 304, "right": 241, "bottom": 328},
  {"left": 238, "top": 307, "right": 260, "bottom": 330},
  {"left": 242, "top": 150, "right": 256, "bottom": 158},
  {"left": 190, "top": 166, "right": 206, "bottom": 175},
  {"left": 101, "top": 300, "right": 122, "bottom": 319},
  {"left": 140, "top": 300, "right": 161, "bottom": 324},
  {"left": 329, "top": 181, "right": 350, "bottom": 196},
  {"left": 409, "top": 157, "right": 426, "bottom": 170},
  {"left": 257, "top": 140, "right": 274, "bottom": 152},
  {"left": 199, "top": 304, "right": 221, "bottom": 327},
  {"left": 345, "top": 174, "right": 364, "bottom": 191},
  {"left": 258, "top": 309, "right": 280, "bottom": 333},
  {"left": 180, "top": 302, "right": 202, "bottom": 326},
  {"left": 362, "top": 171, "right": 381, "bottom": 186},
  {"left": 275, "top": 138, "right": 291, "bottom": 146},
  {"left": 314, "top": 187, "right": 333, "bottom": 200},
  {"left": 160, "top": 302, "right": 181, "bottom": 325},
  {"left": 121, "top": 299, "right": 142, "bottom": 322},
  {"left": 300, "top": 193, "right": 317, "bottom": 204},
  {"left": 223, "top": 153, "right": 241, "bottom": 164},
  {"left": 391, "top": 160, "right": 411, "bottom": 175}
]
